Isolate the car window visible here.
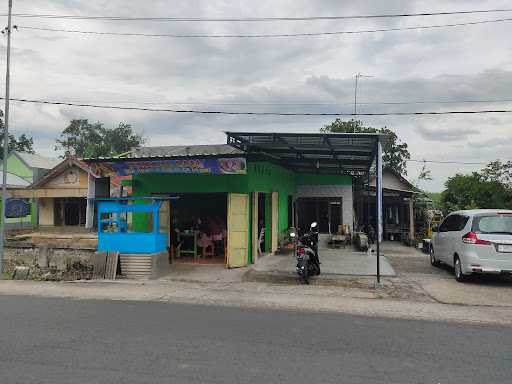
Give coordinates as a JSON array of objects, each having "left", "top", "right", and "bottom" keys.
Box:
[
  {"left": 455, "top": 215, "right": 469, "bottom": 231},
  {"left": 472, "top": 214, "right": 512, "bottom": 234},
  {"left": 439, "top": 215, "right": 467, "bottom": 232},
  {"left": 439, "top": 215, "right": 455, "bottom": 232}
]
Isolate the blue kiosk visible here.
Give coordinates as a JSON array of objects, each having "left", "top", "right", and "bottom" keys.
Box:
[{"left": 96, "top": 197, "right": 171, "bottom": 278}]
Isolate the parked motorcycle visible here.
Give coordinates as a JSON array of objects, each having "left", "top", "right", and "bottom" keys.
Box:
[{"left": 290, "top": 222, "right": 321, "bottom": 284}]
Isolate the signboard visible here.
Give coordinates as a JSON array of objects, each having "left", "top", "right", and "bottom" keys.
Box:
[
  {"left": 92, "top": 158, "right": 247, "bottom": 177},
  {"left": 5, "top": 199, "right": 30, "bottom": 218}
]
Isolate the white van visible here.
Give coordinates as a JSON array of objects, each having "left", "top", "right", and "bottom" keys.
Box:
[{"left": 430, "top": 209, "right": 512, "bottom": 282}]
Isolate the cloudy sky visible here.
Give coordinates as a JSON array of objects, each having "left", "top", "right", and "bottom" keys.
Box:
[{"left": 1, "top": 0, "right": 512, "bottom": 191}]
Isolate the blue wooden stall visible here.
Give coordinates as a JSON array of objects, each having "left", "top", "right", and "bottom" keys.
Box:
[{"left": 97, "top": 198, "right": 168, "bottom": 254}]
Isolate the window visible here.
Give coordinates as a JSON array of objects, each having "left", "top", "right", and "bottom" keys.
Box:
[
  {"left": 455, "top": 216, "right": 469, "bottom": 231},
  {"left": 472, "top": 214, "right": 512, "bottom": 234},
  {"left": 439, "top": 215, "right": 469, "bottom": 232},
  {"left": 439, "top": 216, "right": 454, "bottom": 232}
]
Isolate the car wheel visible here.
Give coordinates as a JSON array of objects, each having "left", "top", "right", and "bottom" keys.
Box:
[
  {"left": 430, "top": 247, "right": 440, "bottom": 267},
  {"left": 454, "top": 256, "right": 467, "bottom": 282}
]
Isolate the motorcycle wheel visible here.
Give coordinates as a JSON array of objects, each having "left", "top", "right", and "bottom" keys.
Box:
[
  {"left": 315, "top": 263, "right": 321, "bottom": 276},
  {"left": 302, "top": 259, "right": 310, "bottom": 285}
]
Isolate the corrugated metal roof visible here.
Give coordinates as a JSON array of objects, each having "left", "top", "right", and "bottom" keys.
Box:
[
  {"left": 226, "top": 131, "right": 387, "bottom": 177},
  {"left": 0, "top": 171, "right": 30, "bottom": 188},
  {"left": 15, "top": 151, "right": 60, "bottom": 170},
  {"left": 131, "top": 144, "right": 243, "bottom": 158}
]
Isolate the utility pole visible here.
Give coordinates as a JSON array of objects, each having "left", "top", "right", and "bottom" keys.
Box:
[
  {"left": 0, "top": 0, "right": 14, "bottom": 278},
  {"left": 353, "top": 72, "right": 373, "bottom": 116}
]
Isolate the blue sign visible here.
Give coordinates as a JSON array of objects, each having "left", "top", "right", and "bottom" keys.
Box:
[{"left": 5, "top": 199, "right": 30, "bottom": 218}]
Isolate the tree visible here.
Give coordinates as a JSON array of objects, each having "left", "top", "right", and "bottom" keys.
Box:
[
  {"left": 321, "top": 119, "right": 411, "bottom": 175},
  {"left": 0, "top": 112, "right": 35, "bottom": 158},
  {"left": 415, "top": 160, "right": 432, "bottom": 187},
  {"left": 55, "top": 119, "right": 145, "bottom": 158},
  {"left": 479, "top": 160, "right": 512, "bottom": 185},
  {"left": 441, "top": 163, "right": 512, "bottom": 212}
]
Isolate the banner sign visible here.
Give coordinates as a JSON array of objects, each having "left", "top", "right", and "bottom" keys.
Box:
[
  {"left": 92, "top": 157, "right": 247, "bottom": 177},
  {"left": 5, "top": 199, "right": 30, "bottom": 218}
]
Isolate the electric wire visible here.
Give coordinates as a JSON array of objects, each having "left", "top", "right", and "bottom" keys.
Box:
[
  {"left": 407, "top": 159, "right": 491, "bottom": 165},
  {"left": 38, "top": 98, "right": 512, "bottom": 107},
  {"left": 4, "top": 96, "right": 512, "bottom": 116},
  {"left": 17, "top": 17, "right": 512, "bottom": 38},
  {"left": 5, "top": 9, "right": 512, "bottom": 22}
]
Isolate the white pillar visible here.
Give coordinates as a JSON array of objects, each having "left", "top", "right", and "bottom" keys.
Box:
[
  {"left": 409, "top": 198, "right": 415, "bottom": 245},
  {"left": 85, "top": 172, "right": 95, "bottom": 229}
]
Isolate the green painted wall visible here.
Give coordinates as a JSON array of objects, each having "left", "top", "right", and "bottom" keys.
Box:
[
  {"left": 295, "top": 173, "right": 351, "bottom": 186},
  {"left": 4, "top": 153, "right": 33, "bottom": 182},
  {"left": 248, "top": 162, "right": 296, "bottom": 234},
  {"left": 133, "top": 173, "right": 249, "bottom": 195},
  {"left": 130, "top": 160, "right": 353, "bottom": 263},
  {"left": 0, "top": 154, "right": 36, "bottom": 228}
]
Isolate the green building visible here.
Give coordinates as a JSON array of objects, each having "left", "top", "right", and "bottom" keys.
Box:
[
  {"left": 0, "top": 151, "right": 60, "bottom": 229},
  {"left": 87, "top": 132, "right": 382, "bottom": 271}
]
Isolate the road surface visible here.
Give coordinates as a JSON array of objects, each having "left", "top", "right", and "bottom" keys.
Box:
[{"left": 0, "top": 295, "right": 510, "bottom": 383}]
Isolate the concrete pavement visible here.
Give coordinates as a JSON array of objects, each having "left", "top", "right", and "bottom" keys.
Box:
[
  {"left": 252, "top": 247, "right": 396, "bottom": 277},
  {"left": 0, "top": 295, "right": 510, "bottom": 384},
  {"left": 385, "top": 242, "right": 512, "bottom": 307}
]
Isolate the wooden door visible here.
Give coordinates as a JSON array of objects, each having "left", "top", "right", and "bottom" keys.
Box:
[{"left": 227, "top": 193, "right": 249, "bottom": 268}]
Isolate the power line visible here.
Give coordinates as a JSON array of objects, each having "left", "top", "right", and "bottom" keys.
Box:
[
  {"left": 36, "top": 97, "right": 512, "bottom": 107},
  {"left": 17, "top": 17, "right": 512, "bottom": 38},
  {"left": 5, "top": 9, "right": 512, "bottom": 22},
  {"left": 407, "top": 159, "right": 489, "bottom": 165},
  {"left": 4, "top": 96, "right": 512, "bottom": 116}
]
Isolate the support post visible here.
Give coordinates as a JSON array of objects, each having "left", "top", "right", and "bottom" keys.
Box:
[
  {"left": 376, "top": 141, "right": 383, "bottom": 284},
  {"left": 367, "top": 171, "right": 371, "bottom": 227},
  {"left": 85, "top": 171, "right": 95, "bottom": 229},
  {"left": 409, "top": 198, "right": 415, "bottom": 246},
  {"left": 0, "top": 0, "right": 14, "bottom": 278}
]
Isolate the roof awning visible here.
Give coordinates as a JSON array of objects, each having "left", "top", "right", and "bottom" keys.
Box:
[{"left": 226, "top": 132, "right": 387, "bottom": 177}]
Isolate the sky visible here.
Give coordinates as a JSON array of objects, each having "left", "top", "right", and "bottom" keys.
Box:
[{"left": 1, "top": 0, "right": 512, "bottom": 191}]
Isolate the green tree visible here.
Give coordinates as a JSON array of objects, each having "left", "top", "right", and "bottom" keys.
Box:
[
  {"left": 55, "top": 119, "right": 145, "bottom": 158},
  {"left": 441, "top": 168, "right": 512, "bottom": 212},
  {"left": 415, "top": 160, "right": 432, "bottom": 187},
  {"left": 479, "top": 160, "right": 512, "bottom": 185},
  {"left": 0, "top": 112, "right": 35, "bottom": 158},
  {"left": 321, "top": 119, "right": 411, "bottom": 175}
]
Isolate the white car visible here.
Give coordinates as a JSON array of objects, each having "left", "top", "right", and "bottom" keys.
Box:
[{"left": 430, "top": 209, "right": 512, "bottom": 282}]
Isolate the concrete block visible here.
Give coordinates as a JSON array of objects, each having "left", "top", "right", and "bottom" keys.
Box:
[{"left": 12, "top": 266, "right": 30, "bottom": 280}]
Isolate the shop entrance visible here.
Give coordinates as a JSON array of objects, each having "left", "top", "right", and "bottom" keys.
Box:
[
  {"left": 170, "top": 193, "right": 228, "bottom": 265},
  {"left": 251, "top": 191, "right": 279, "bottom": 262},
  {"left": 296, "top": 197, "right": 342, "bottom": 234}
]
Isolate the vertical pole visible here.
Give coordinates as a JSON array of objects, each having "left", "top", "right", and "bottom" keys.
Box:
[
  {"left": 0, "top": 0, "right": 13, "bottom": 278},
  {"left": 376, "top": 140, "right": 383, "bottom": 284},
  {"left": 409, "top": 198, "right": 415, "bottom": 246},
  {"left": 366, "top": 171, "right": 371, "bottom": 227},
  {"left": 353, "top": 73, "right": 359, "bottom": 115}
]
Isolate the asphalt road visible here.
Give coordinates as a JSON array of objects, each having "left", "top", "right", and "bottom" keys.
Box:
[{"left": 0, "top": 296, "right": 510, "bottom": 384}]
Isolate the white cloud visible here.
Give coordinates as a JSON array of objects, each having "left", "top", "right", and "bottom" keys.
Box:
[{"left": 0, "top": 0, "right": 511, "bottom": 191}]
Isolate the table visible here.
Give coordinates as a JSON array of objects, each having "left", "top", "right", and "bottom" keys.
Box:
[{"left": 177, "top": 231, "right": 198, "bottom": 261}]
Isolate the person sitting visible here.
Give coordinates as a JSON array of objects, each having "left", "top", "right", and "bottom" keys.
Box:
[
  {"left": 197, "top": 231, "right": 214, "bottom": 258},
  {"left": 207, "top": 216, "right": 225, "bottom": 256}
]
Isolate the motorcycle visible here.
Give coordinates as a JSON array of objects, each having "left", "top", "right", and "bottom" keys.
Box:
[{"left": 290, "top": 222, "right": 321, "bottom": 284}]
